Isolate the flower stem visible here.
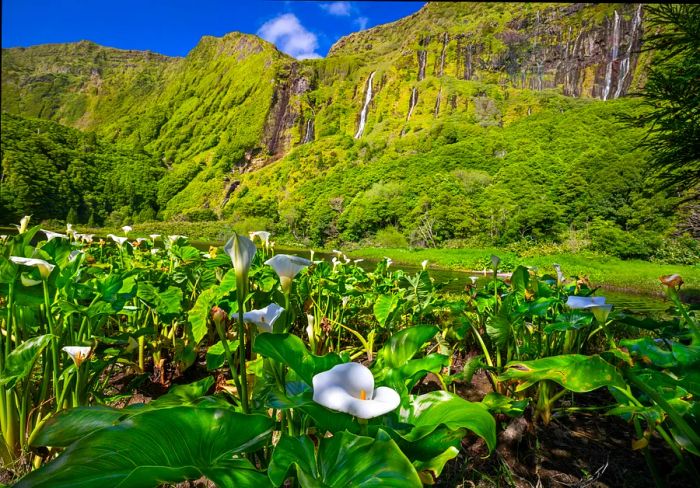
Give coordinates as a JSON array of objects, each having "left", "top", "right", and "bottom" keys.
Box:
[{"left": 237, "top": 304, "right": 249, "bottom": 413}]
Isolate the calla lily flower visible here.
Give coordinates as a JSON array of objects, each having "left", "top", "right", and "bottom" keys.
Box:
[
  {"left": 149, "top": 234, "right": 160, "bottom": 241},
  {"left": 62, "top": 346, "right": 92, "bottom": 367},
  {"left": 122, "top": 225, "right": 133, "bottom": 234},
  {"left": 332, "top": 249, "right": 343, "bottom": 256},
  {"left": 469, "top": 276, "right": 479, "bottom": 284},
  {"left": 20, "top": 273, "right": 42, "bottom": 287},
  {"left": 224, "top": 233, "right": 257, "bottom": 293},
  {"left": 421, "top": 260, "right": 429, "bottom": 270},
  {"left": 9, "top": 256, "right": 55, "bottom": 280},
  {"left": 265, "top": 254, "right": 312, "bottom": 293},
  {"left": 42, "top": 230, "right": 68, "bottom": 241},
  {"left": 565, "top": 296, "right": 607, "bottom": 310},
  {"left": 69, "top": 250, "right": 84, "bottom": 262},
  {"left": 240, "top": 303, "right": 285, "bottom": 333},
  {"left": 81, "top": 234, "right": 95, "bottom": 244},
  {"left": 312, "top": 362, "right": 401, "bottom": 419},
  {"left": 384, "top": 257, "right": 393, "bottom": 268},
  {"left": 249, "top": 231, "right": 271, "bottom": 247},
  {"left": 151, "top": 248, "right": 160, "bottom": 255},
  {"left": 589, "top": 303, "right": 613, "bottom": 323},
  {"left": 354, "top": 259, "right": 364, "bottom": 264},
  {"left": 107, "top": 234, "right": 129, "bottom": 246}
]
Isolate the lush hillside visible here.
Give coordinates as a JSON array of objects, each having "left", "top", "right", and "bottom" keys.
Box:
[{"left": 1, "top": 3, "right": 696, "bottom": 262}]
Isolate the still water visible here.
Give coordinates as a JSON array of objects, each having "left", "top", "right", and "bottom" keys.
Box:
[{"left": 190, "top": 242, "right": 674, "bottom": 315}]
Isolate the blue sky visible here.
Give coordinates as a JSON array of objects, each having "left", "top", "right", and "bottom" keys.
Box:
[{"left": 2, "top": 1, "right": 425, "bottom": 58}]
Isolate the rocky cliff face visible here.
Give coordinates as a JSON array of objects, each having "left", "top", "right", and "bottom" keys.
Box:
[{"left": 1, "top": 3, "right": 650, "bottom": 218}]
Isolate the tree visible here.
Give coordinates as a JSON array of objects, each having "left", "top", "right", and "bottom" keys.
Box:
[{"left": 629, "top": 5, "right": 700, "bottom": 197}]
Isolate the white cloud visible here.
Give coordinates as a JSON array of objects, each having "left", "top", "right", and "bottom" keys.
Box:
[
  {"left": 320, "top": 2, "right": 352, "bottom": 17},
  {"left": 257, "top": 13, "right": 322, "bottom": 59},
  {"left": 354, "top": 16, "right": 369, "bottom": 30}
]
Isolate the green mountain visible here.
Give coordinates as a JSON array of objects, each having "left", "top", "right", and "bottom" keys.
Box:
[{"left": 2, "top": 2, "right": 692, "bottom": 259}]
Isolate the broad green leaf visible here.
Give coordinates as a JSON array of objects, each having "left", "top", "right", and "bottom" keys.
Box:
[
  {"left": 500, "top": 354, "right": 626, "bottom": 392},
  {"left": 481, "top": 392, "right": 527, "bottom": 417},
  {"left": 253, "top": 333, "right": 344, "bottom": 385},
  {"left": 374, "top": 294, "right": 398, "bottom": 327},
  {"left": 269, "top": 430, "right": 421, "bottom": 488},
  {"left": 373, "top": 325, "right": 438, "bottom": 371},
  {"left": 19, "top": 405, "right": 273, "bottom": 488},
  {"left": 0, "top": 334, "right": 54, "bottom": 388},
  {"left": 400, "top": 391, "right": 496, "bottom": 452},
  {"left": 620, "top": 337, "right": 676, "bottom": 368},
  {"left": 206, "top": 341, "right": 227, "bottom": 370},
  {"left": 510, "top": 265, "right": 529, "bottom": 296},
  {"left": 173, "top": 245, "right": 201, "bottom": 264},
  {"left": 188, "top": 288, "right": 216, "bottom": 346},
  {"left": 30, "top": 406, "right": 124, "bottom": 448}
]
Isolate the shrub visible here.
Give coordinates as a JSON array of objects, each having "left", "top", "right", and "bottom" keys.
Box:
[{"left": 374, "top": 227, "right": 409, "bottom": 248}]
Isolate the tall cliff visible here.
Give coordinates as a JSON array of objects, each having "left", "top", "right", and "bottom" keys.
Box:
[{"left": 2, "top": 2, "right": 657, "bottom": 233}]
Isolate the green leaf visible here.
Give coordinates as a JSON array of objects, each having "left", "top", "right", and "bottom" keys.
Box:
[
  {"left": 269, "top": 430, "right": 422, "bottom": 488},
  {"left": 188, "top": 288, "right": 216, "bottom": 346},
  {"left": 374, "top": 294, "right": 398, "bottom": 327},
  {"left": 400, "top": 391, "right": 497, "bottom": 452},
  {"left": 374, "top": 325, "right": 438, "bottom": 370},
  {"left": 19, "top": 405, "right": 273, "bottom": 488},
  {"left": 510, "top": 265, "right": 529, "bottom": 296},
  {"left": 253, "top": 333, "right": 344, "bottom": 385},
  {"left": 0, "top": 334, "right": 54, "bottom": 388},
  {"left": 499, "top": 354, "right": 626, "bottom": 393},
  {"left": 173, "top": 245, "right": 201, "bottom": 264},
  {"left": 30, "top": 406, "right": 124, "bottom": 448},
  {"left": 620, "top": 337, "right": 676, "bottom": 368},
  {"left": 206, "top": 341, "right": 227, "bottom": 370}
]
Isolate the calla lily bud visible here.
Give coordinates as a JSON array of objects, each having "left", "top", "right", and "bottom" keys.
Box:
[
  {"left": 224, "top": 233, "right": 257, "bottom": 295},
  {"left": 17, "top": 215, "right": 31, "bottom": 234},
  {"left": 660, "top": 274, "right": 683, "bottom": 289},
  {"left": 210, "top": 306, "right": 228, "bottom": 329},
  {"left": 491, "top": 255, "right": 501, "bottom": 269}
]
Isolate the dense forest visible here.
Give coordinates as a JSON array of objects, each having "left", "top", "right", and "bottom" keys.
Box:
[{"left": 1, "top": 3, "right": 697, "bottom": 263}]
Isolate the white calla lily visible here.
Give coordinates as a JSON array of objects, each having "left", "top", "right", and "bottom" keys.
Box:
[
  {"left": 151, "top": 248, "right": 160, "bottom": 255},
  {"left": 149, "top": 234, "right": 160, "bottom": 241},
  {"left": 62, "top": 346, "right": 92, "bottom": 367},
  {"left": 81, "top": 234, "right": 95, "bottom": 244},
  {"left": 565, "top": 296, "right": 607, "bottom": 309},
  {"left": 588, "top": 303, "right": 613, "bottom": 323},
  {"left": 354, "top": 259, "right": 364, "bottom": 264},
  {"left": 469, "top": 276, "right": 479, "bottom": 284},
  {"left": 224, "top": 233, "right": 257, "bottom": 292},
  {"left": 384, "top": 257, "right": 393, "bottom": 268},
  {"left": 265, "top": 254, "right": 312, "bottom": 293},
  {"left": 421, "top": 260, "right": 429, "bottom": 270},
  {"left": 42, "top": 229, "right": 68, "bottom": 241},
  {"left": 553, "top": 263, "right": 566, "bottom": 284},
  {"left": 107, "top": 234, "right": 129, "bottom": 246},
  {"left": 312, "top": 362, "right": 400, "bottom": 419},
  {"left": 9, "top": 256, "right": 55, "bottom": 280},
  {"left": 122, "top": 225, "right": 133, "bottom": 234},
  {"left": 249, "top": 231, "right": 271, "bottom": 247},
  {"left": 240, "top": 303, "right": 285, "bottom": 333}
]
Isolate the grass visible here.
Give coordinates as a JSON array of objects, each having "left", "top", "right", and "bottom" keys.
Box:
[{"left": 344, "top": 246, "right": 700, "bottom": 297}]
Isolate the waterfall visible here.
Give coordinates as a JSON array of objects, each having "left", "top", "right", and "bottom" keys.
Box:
[
  {"left": 354, "top": 71, "right": 376, "bottom": 139},
  {"left": 614, "top": 5, "right": 642, "bottom": 99},
  {"left": 406, "top": 87, "right": 418, "bottom": 121},
  {"left": 434, "top": 87, "right": 442, "bottom": 117},
  {"left": 417, "top": 49, "right": 427, "bottom": 81},
  {"left": 302, "top": 118, "right": 314, "bottom": 144},
  {"left": 439, "top": 33, "right": 448, "bottom": 77},
  {"left": 602, "top": 10, "right": 621, "bottom": 101}
]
